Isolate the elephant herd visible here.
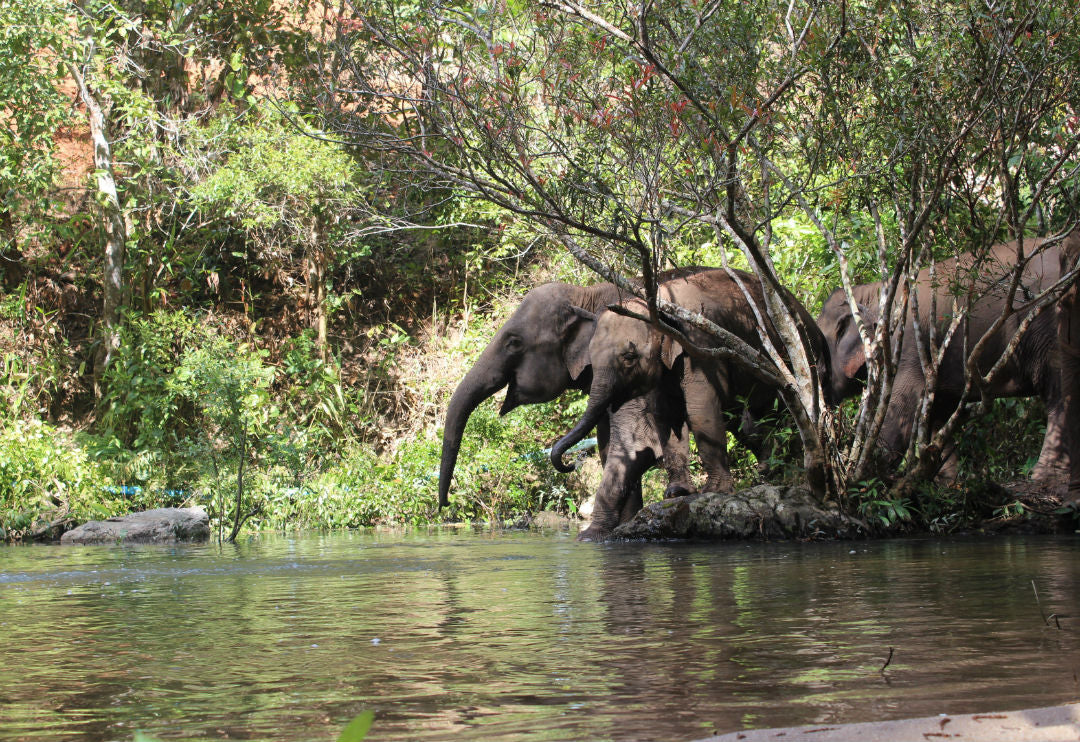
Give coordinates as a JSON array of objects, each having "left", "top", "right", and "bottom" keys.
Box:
[{"left": 440, "top": 233, "right": 1080, "bottom": 540}]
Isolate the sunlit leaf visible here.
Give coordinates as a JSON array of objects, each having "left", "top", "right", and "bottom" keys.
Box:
[{"left": 337, "top": 710, "right": 375, "bottom": 742}]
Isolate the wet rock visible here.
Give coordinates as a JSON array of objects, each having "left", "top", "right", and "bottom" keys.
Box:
[
  {"left": 61, "top": 507, "right": 211, "bottom": 545},
  {"left": 511, "top": 510, "right": 578, "bottom": 531},
  {"left": 611, "top": 485, "right": 868, "bottom": 541}
]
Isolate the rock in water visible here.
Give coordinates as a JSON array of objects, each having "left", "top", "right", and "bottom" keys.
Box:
[
  {"left": 611, "top": 485, "right": 867, "bottom": 541},
  {"left": 61, "top": 507, "right": 211, "bottom": 545}
]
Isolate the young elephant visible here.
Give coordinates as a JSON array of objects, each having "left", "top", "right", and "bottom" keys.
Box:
[{"left": 551, "top": 269, "right": 830, "bottom": 539}]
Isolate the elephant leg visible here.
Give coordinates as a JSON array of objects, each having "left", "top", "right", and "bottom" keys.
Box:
[
  {"left": 1031, "top": 398, "right": 1069, "bottom": 484},
  {"left": 735, "top": 407, "right": 774, "bottom": 478},
  {"left": 578, "top": 397, "right": 659, "bottom": 541},
  {"left": 618, "top": 480, "right": 644, "bottom": 524},
  {"left": 878, "top": 388, "right": 919, "bottom": 469},
  {"left": 682, "top": 363, "right": 734, "bottom": 495},
  {"left": 648, "top": 387, "right": 694, "bottom": 498},
  {"left": 934, "top": 442, "right": 960, "bottom": 483}
]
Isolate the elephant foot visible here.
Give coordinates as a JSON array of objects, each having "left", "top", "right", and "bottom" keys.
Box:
[
  {"left": 702, "top": 474, "right": 735, "bottom": 495},
  {"left": 663, "top": 482, "right": 696, "bottom": 499},
  {"left": 1031, "top": 462, "right": 1069, "bottom": 485},
  {"left": 576, "top": 524, "right": 613, "bottom": 542}
]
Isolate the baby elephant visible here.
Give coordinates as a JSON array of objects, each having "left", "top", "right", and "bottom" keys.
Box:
[{"left": 551, "top": 269, "right": 829, "bottom": 539}]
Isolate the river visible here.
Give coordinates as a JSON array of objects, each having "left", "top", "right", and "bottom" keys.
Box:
[{"left": 1, "top": 530, "right": 1078, "bottom": 741}]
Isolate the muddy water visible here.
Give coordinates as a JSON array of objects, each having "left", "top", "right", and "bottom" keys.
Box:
[{"left": 1, "top": 531, "right": 1078, "bottom": 741}]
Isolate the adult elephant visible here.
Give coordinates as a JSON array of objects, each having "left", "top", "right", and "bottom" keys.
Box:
[
  {"left": 1057, "top": 231, "right": 1080, "bottom": 507},
  {"left": 550, "top": 269, "right": 832, "bottom": 539},
  {"left": 817, "top": 235, "right": 1073, "bottom": 481},
  {"left": 439, "top": 273, "right": 705, "bottom": 509}
]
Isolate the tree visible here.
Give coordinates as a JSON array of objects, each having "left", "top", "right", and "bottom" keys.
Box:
[
  {"left": 315, "top": 0, "right": 1080, "bottom": 500},
  {"left": 0, "top": 0, "right": 69, "bottom": 287},
  {"left": 187, "top": 109, "right": 370, "bottom": 358},
  {"left": 169, "top": 333, "right": 277, "bottom": 542}
]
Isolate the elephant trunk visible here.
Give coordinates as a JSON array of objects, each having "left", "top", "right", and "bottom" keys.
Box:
[
  {"left": 551, "top": 373, "right": 616, "bottom": 473},
  {"left": 439, "top": 352, "right": 509, "bottom": 507}
]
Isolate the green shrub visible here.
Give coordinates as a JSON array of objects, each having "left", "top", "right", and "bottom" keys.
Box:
[
  {"left": 96, "top": 309, "right": 204, "bottom": 484},
  {"left": 0, "top": 419, "right": 118, "bottom": 539}
]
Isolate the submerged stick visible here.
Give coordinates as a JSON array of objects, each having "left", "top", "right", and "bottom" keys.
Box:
[
  {"left": 1032, "top": 580, "right": 1063, "bottom": 629},
  {"left": 880, "top": 647, "right": 894, "bottom": 673}
]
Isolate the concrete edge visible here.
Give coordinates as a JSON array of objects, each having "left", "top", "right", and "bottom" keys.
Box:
[{"left": 699, "top": 703, "right": 1080, "bottom": 742}]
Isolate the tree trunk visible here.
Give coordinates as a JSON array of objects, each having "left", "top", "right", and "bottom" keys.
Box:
[
  {"left": 227, "top": 421, "right": 247, "bottom": 543},
  {"left": 308, "top": 221, "right": 330, "bottom": 361},
  {"left": 315, "top": 251, "right": 328, "bottom": 360},
  {"left": 0, "top": 209, "right": 24, "bottom": 289},
  {"left": 68, "top": 59, "right": 126, "bottom": 393}
]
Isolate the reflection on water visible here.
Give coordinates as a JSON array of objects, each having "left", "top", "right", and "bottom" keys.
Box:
[{"left": 1, "top": 531, "right": 1079, "bottom": 741}]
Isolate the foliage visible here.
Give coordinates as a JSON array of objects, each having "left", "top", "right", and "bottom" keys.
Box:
[
  {"left": 0, "top": 0, "right": 68, "bottom": 225},
  {"left": 186, "top": 107, "right": 367, "bottom": 261},
  {"left": 97, "top": 310, "right": 203, "bottom": 471},
  {"left": 168, "top": 331, "right": 278, "bottom": 541},
  {"left": 0, "top": 419, "right": 118, "bottom": 539},
  {"left": 338, "top": 711, "right": 375, "bottom": 742},
  {"left": 0, "top": 282, "right": 71, "bottom": 419},
  {"left": 255, "top": 397, "right": 583, "bottom": 530}
]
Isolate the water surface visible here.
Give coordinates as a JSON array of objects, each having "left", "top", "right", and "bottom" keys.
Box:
[{"left": 1, "top": 530, "right": 1079, "bottom": 741}]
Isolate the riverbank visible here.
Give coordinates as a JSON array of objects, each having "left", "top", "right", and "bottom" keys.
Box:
[
  {"left": 582, "top": 485, "right": 1079, "bottom": 542},
  {"left": 705, "top": 703, "right": 1080, "bottom": 741}
]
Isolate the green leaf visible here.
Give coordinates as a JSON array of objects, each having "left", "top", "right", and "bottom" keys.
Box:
[{"left": 337, "top": 710, "right": 375, "bottom": 742}]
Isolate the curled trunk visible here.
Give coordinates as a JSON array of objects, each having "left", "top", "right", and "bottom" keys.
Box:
[{"left": 551, "top": 377, "right": 615, "bottom": 473}]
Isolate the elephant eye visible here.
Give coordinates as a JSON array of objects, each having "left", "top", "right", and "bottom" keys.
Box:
[
  {"left": 504, "top": 334, "right": 523, "bottom": 354},
  {"left": 619, "top": 349, "right": 639, "bottom": 365}
]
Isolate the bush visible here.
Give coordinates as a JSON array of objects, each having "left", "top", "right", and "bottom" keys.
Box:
[
  {"left": 95, "top": 309, "right": 204, "bottom": 485},
  {"left": 0, "top": 419, "right": 119, "bottom": 539}
]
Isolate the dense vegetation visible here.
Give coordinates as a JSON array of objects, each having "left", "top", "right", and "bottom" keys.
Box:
[{"left": 2, "top": 0, "right": 1077, "bottom": 541}]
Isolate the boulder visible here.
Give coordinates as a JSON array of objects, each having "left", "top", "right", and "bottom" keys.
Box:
[
  {"left": 61, "top": 507, "right": 211, "bottom": 545},
  {"left": 611, "top": 484, "right": 868, "bottom": 541}
]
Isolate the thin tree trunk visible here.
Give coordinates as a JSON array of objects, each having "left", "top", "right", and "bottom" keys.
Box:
[
  {"left": 0, "top": 208, "right": 23, "bottom": 289},
  {"left": 308, "top": 221, "right": 330, "bottom": 361},
  {"left": 315, "top": 251, "right": 328, "bottom": 360},
  {"left": 227, "top": 420, "right": 247, "bottom": 543},
  {"left": 68, "top": 59, "right": 126, "bottom": 393}
]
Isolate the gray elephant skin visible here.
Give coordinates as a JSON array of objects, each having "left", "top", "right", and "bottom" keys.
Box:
[
  {"left": 1057, "top": 232, "right": 1080, "bottom": 506},
  {"left": 817, "top": 235, "right": 1077, "bottom": 482},
  {"left": 551, "top": 269, "right": 833, "bottom": 541},
  {"left": 439, "top": 273, "right": 705, "bottom": 510}
]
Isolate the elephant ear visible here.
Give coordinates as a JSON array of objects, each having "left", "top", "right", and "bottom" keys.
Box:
[
  {"left": 659, "top": 312, "right": 686, "bottom": 369},
  {"left": 660, "top": 334, "right": 683, "bottom": 369},
  {"left": 563, "top": 306, "right": 597, "bottom": 380},
  {"left": 843, "top": 346, "right": 867, "bottom": 380},
  {"left": 841, "top": 303, "right": 873, "bottom": 379}
]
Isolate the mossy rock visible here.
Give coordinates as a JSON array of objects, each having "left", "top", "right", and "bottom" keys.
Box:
[{"left": 611, "top": 485, "right": 868, "bottom": 541}]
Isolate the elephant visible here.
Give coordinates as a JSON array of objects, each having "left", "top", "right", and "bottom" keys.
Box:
[
  {"left": 550, "top": 268, "right": 833, "bottom": 539},
  {"left": 816, "top": 234, "right": 1077, "bottom": 482},
  {"left": 1056, "top": 231, "right": 1080, "bottom": 507},
  {"left": 439, "top": 272, "right": 708, "bottom": 509}
]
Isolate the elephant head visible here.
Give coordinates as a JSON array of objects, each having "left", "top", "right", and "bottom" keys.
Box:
[
  {"left": 438, "top": 282, "right": 609, "bottom": 506},
  {"left": 816, "top": 286, "right": 880, "bottom": 403},
  {"left": 550, "top": 299, "right": 681, "bottom": 473}
]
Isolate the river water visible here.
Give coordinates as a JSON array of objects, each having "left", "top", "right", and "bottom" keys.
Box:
[{"left": 1, "top": 530, "right": 1078, "bottom": 741}]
